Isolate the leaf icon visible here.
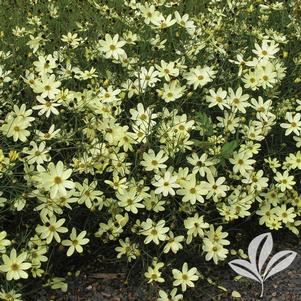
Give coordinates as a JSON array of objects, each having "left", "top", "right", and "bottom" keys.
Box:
[
  {"left": 228, "top": 259, "right": 262, "bottom": 283},
  {"left": 228, "top": 232, "right": 297, "bottom": 298},
  {"left": 248, "top": 232, "right": 273, "bottom": 273},
  {"left": 263, "top": 250, "right": 297, "bottom": 281}
]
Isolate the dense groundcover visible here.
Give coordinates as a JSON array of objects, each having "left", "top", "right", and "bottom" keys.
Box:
[{"left": 0, "top": 0, "right": 301, "bottom": 300}]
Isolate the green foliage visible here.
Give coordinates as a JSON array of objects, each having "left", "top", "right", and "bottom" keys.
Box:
[{"left": 220, "top": 140, "right": 240, "bottom": 162}]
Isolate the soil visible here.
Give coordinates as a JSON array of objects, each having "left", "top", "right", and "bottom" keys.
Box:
[{"left": 31, "top": 232, "right": 300, "bottom": 301}]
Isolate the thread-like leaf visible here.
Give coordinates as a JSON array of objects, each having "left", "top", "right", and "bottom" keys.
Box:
[
  {"left": 263, "top": 250, "right": 297, "bottom": 281},
  {"left": 228, "top": 259, "right": 262, "bottom": 283}
]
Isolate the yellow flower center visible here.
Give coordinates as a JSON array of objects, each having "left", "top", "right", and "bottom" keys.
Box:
[
  {"left": 262, "top": 75, "right": 268, "bottom": 81},
  {"left": 54, "top": 176, "right": 63, "bottom": 184},
  {"left": 140, "top": 114, "right": 147, "bottom": 120},
  {"left": 197, "top": 161, "right": 204, "bottom": 167},
  {"left": 11, "top": 263, "right": 19, "bottom": 271},
  {"left": 49, "top": 225, "right": 56, "bottom": 232},
  {"left": 190, "top": 188, "right": 196, "bottom": 194},
  {"left": 151, "top": 229, "right": 158, "bottom": 235}
]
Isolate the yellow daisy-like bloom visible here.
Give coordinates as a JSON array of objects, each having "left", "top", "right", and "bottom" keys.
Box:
[
  {"left": 0, "top": 289, "right": 22, "bottom": 301},
  {"left": 0, "top": 231, "right": 11, "bottom": 253},
  {"left": 40, "top": 161, "right": 75, "bottom": 199},
  {"left": 99, "top": 33, "right": 126, "bottom": 60},
  {"left": 61, "top": 228, "right": 89, "bottom": 257},
  {"left": 157, "top": 288, "right": 183, "bottom": 301},
  {"left": 141, "top": 218, "right": 169, "bottom": 245},
  {"left": 0, "top": 248, "right": 31, "bottom": 280},
  {"left": 35, "top": 215, "right": 68, "bottom": 244},
  {"left": 172, "top": 262, "right": 199, "bottom": 292},
  {"left": 202, "top": 238, "right": 229, "bottom": 264},
  {"left": 144, "top": 261, "right": 165, "bottom": 283}
]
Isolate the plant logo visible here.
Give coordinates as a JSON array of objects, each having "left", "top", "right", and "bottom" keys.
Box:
[{"left": 228, "top": 232, "right": 297, "bottom": 298}]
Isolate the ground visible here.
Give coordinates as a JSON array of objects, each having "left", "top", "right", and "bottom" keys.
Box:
[{"left": 34, "top": 232, "right": 300, "bottom": 301}]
